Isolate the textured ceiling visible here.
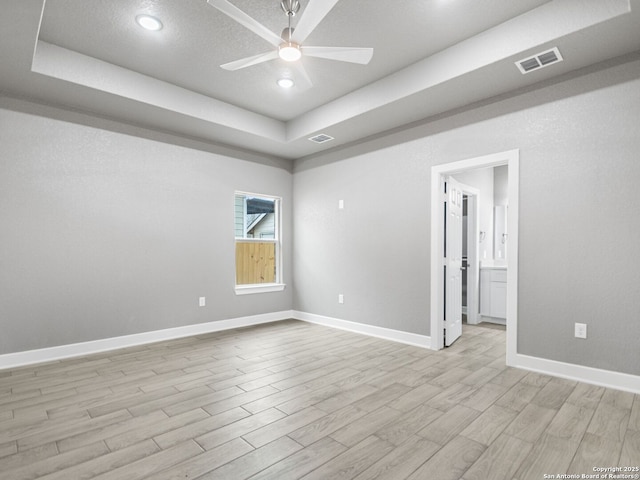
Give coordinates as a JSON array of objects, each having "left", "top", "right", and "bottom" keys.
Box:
[
  {"left": 37, "top": 0, "right": 551, "bottom": 120},
  {"left": 1, "top": 0, "right": 640, "bottom": 159}
]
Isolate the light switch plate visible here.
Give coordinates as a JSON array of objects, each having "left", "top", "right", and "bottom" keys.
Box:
[{"left": 199, "top": 297, "right": 206, "bottom": 307}]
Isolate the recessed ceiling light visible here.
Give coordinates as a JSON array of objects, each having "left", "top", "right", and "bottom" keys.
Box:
[
  {"left": 277, "top": 78, "right": 295, "bottom": 89},
  {"left": 136, "top": 14, "right": 163, "bottom": 31}
]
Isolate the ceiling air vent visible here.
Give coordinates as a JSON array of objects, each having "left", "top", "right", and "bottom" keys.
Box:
[
  {"left": 516, "top": 47, "right": 563, "bottom": 74},
  {"left": 308, "top": 133, "right": 334, "bottom": 144}
]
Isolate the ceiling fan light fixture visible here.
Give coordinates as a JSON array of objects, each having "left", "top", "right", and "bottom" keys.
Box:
[
  {"left": 135, "top": 14, "right": 163, "bottom": 31},
  {"left": 278, "top": 43, "right": 301, "bottom": 62}
]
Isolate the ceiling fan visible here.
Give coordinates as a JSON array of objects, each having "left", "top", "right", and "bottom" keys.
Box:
[{"left": 205, "top": 0, "right": 373, "bottom": 85}]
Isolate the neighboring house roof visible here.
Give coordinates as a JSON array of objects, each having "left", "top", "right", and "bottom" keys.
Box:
[{"left": 246, "top": 213, "right": 267, "bottom": 234}]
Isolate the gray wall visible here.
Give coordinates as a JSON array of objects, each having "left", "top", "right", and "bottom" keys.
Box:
[
  {"left": 293, "top": 54, "right": 640, "bottom": 376},
  {"left": 0, "top": 99, "right": 293, "bottom": 354},
  {"left": 2, "top": 54, "right": 639, "bottom": 377}
]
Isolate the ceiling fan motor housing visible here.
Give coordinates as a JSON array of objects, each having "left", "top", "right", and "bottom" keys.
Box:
[{"left": 280, "top": 27, "right": 295, "bottom": 42}]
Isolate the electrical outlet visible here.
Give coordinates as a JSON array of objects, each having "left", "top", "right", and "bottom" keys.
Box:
[
  {"left": 574, "top": 322, "right": 587, "bottom": 339},
  {"left": 199, "top": 297, "right": 206, "bottom": 307},
  {"left": 338, "top": 294, "right": 344, "bottom": 304}
]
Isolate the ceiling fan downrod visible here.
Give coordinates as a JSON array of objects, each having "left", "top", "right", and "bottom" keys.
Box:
[{"left": 279, "top": 0, "right": 300, "bottom": 49}]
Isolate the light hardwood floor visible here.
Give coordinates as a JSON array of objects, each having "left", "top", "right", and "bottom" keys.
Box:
[{"left": 1, "top": 320, "right": 638, "bottom": 479}]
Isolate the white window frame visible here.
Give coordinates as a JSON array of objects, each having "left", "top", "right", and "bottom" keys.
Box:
[{"left": 234, "top": 191, "right": 285, "bottom": 295}]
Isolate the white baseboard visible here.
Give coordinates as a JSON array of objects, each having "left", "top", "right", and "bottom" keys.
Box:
[
  {"left": 293, "top": 311, "right": 432, "bottom": 349},
  {"left": 0, "top": 310, "right": 294, "bottom": 370},
  {"left": 513, "top": 353, "right": 640, "bottom": 395},
  {"left": 3, "top": 310, "right": 638, "bottom": 395}
]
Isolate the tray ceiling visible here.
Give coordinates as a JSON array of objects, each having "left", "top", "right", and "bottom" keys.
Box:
[{"left": 1, "top": 0, "right": 639, "bottom": 159}]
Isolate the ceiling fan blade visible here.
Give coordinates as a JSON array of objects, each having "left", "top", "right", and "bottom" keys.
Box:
[
  {"left": 292, "top": 62, "right": 313, "bottom": 89},
  {"left": 206, "top": 0, "right": 283, "bottom": 47},
  {"left": 301, "top": 46, "right": 374, "bottom": 64},
  {"left": 221, "top": 50, "right": 279, "bottom": 71},
  {"left": 290, "top": 0, "right": 340, "bottom": 44}
]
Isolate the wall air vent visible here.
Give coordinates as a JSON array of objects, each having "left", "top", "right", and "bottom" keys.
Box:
[
  {"left": 308, "top": 133, "right": 334, "bottom": 144},
  {"left": 516, "top": 47, "right": 563, "bottom": 74}
]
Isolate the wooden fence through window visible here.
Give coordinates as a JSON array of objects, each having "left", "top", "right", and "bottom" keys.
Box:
[{"left": 235, "top": 241, "right": 276, "bottom": 284}]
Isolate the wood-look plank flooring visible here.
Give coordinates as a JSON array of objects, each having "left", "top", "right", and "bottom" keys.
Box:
[{"left": 1, "top": 320, "right": 638, "bottom": 479}]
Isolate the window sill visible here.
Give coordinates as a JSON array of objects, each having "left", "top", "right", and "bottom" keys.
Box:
[{"left": 234, "top": 283, "right": 286, "bottom": 295}]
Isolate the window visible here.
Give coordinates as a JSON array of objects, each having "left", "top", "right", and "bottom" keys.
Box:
[{"left": 234, "top": 192, "right": 284, "bottom": 294}]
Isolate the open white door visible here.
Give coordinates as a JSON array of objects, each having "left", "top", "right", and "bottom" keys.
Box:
[{"left": 444, "top": 176, "right": 463, "bottom": 346}]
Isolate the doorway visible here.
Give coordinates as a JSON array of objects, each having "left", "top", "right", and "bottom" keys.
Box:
[{"left": 430, "top": 150, "right": 519, "bottom": 366}]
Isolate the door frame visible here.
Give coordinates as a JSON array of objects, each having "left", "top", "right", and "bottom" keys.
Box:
[{"left": 430, "top": 149, "right": 519, "bottom": 367}]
